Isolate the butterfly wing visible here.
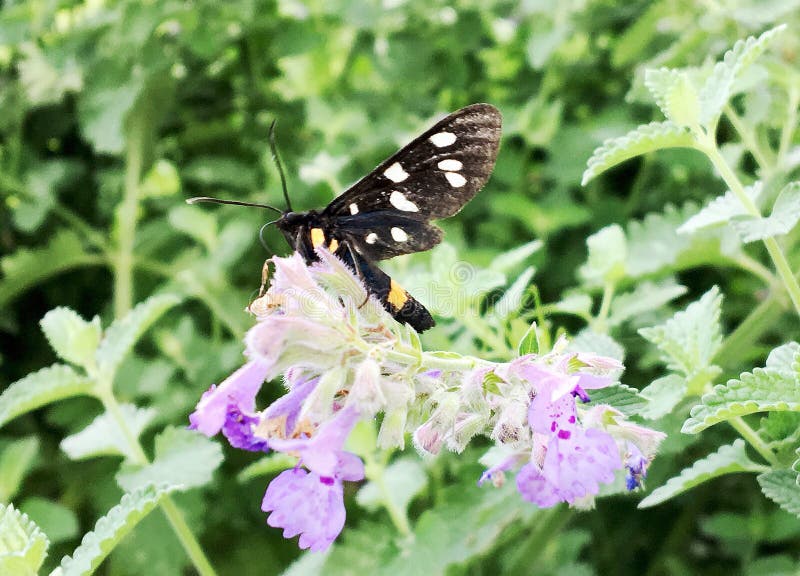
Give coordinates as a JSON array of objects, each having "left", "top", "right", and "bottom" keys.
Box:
[{"left": 322, "top": 103, "right": 501, "bottom": 260}]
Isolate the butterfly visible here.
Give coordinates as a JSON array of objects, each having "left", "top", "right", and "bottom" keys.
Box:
[{"left": 189, "top": 104, "right": 502, "bottom": 332}]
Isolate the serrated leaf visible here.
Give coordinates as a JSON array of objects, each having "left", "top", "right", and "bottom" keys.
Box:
[
  {"left": 639, "top": 374, "right": 687, "bottom": 420},
  {"left": 116, "top": 427, "right": 223, "bottom": 492},
  {"left": 766, "top": 342, "right": 800, "bottom": 374},
  {"left": 639, "top": 440, "right": 763, "bottom": 507},
  {"left": 20, "top": 498, "right": 79, "bottom": 545},
  {"left": 357, "top": 457, "right": 427, "bottom": 515},
  {"left": 579, "top": 224, "right": 627, "bottom": 284},
  {"left": 639, "top": 287, "right": 723, "bottom": 380},
  {"left": 608, "top": 280, "right": 688, "bottom": 327},
  {"left": 758, "top": 470, "right": 800, "bottom": 518},
  {"left": 58, "top": 484, "right": 175, "bottom": 576},
  {"left": 61, "top": 405, "right": 156, "bottom": 461},
  {"left": 96, "top": 294, "right": 181, "bottom": 381},
  {"left": 0, "top": 230, "right": 98, "bottom": 309},
  {"left": 0, "top": 437, "right": 39, "bottom": 502},
  {"left": 678, "top": 182, "right": 763, "bottom": 234},
  {"left": 0, "top": 502, "right": 49, "bottom": 576},
  {"left": 0, "top": 364, "right": 95, "bottom": 429},
  {"left": 683, "top": 364, "right": 800, "bottom": 434},
  {"left": 40, "top": 308, "right": 102, "bottom": 370},
  {"left": 644, "top": 68, "right": 700, "bottom": 127},
  {"left": 586, "top": 385, "right": 646, "bottom": 417},
  {"left": 699, "top": 25, "right": 787, "bottom": 126},
  {"left": 582, "top": 121, "right": 695, "bottom": 185},
  {"left": 730, "top": 182, "right": 800, "bottom": 243}
]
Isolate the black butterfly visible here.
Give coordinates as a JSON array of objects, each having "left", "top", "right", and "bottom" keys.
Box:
[{"left": 189, "top": 104, "right": 502, "bottom": 332}]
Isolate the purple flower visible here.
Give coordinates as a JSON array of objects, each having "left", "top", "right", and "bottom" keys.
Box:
[
  {"left": 189, "top": 361, "right": 270, "bottom": 437},
  {"left": 262, "top": 407, "right": 364, "bottom": 551},
  {"left": 222, "top": 404, "right": 269, "bottom": 452},
  {"left": 262, "top": 468, "right": 345, "bottom": 552},
  {"left": 263, "top": 374, "right": 319, "bottom": 437},
  {"left": 625, "top": 444, "right": 649, "bottom": 491}
]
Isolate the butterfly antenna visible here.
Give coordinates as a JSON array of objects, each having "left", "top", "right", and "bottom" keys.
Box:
[
  {"left": 269, "top": 120, "right": 293, "bottom": 212},
  {"left": 186, "top": 197, "right": 283, "bottom": 214}
]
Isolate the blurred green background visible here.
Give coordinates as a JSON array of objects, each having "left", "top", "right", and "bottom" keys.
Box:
[{"left": 2, "top": 1, "right": 800, "bottom": 574}]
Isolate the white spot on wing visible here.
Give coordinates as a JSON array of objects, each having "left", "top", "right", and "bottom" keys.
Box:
[
  {"left": 437, "top": 159, "right": 463, "bottom": 171},
  {"left": 389, "top": 191, "right": 419, "bottom": 212},
  {"left": 445, "top": 172, "right": 467, "bottom": 188},
  {"left": 384, "top": 162, "right": 409, "bottom": 183},
  {"left": 349, "top": 203, "right": 359, "bottom": 215},
  {"left": 366, "top": 232, "right": 378, "bottom": 244},
  {"left": 391, "top": 227, "right": 409, "bottom": 242},
  {"left": 429, "top": 131, "right": 456, "bottom": 147}
]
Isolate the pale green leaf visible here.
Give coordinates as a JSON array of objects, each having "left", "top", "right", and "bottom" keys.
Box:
[
  {"left": 683, "top": 363, "right": 800, "bottom": 434},
  {"left": 19, "top": 498, "right": 79, "bottom": 545},
  {"left": 0, "top": 364, "right": 95, "bottom": 429},
  {"left": 579, "top": 224, "right": 627, "bottom": 284},
  {"left": 96, "top": 294, "right": 181, "bottom": 380},
  {"left": 639, "top": 440, "right": 763, "bottom": 507},
  {"left": 139, "top": 159, "right": 180, "bottom": 199},
  {"left": 567, "top": 330, "right": 625, "bottom": 363},
  {"left": 0, "top": 502, "right": 49, "bottom": 576},
  {"left": 678, "top": 182, "right": 763, "bottom": 235},
  {"left": 517, "top": 321, "right": 541, "bottom": 356},
  {"left": 731, "top": 182, "right": 800, "bottom": 243},
  {"left": 0, "top": 437, "right": 39, "bottom": 502},
  {"left": 586, "top": 385, "right": 646, "bottom": 417},
  {"left": 237, "top": 453, "right": 297, "bottom": 482},
  {"left": 644, "top": 68, "right": 700, "bottom": 127},
  {"left": 639, "top": 287, "right": 723, "bottom": 379},
  {"left": 608, "top": 279, "right": 687, "bottom": 327},
  {"left": 489, "top": 240, "right": 542, "bottom": 273},
  {"left": 58, "top": 484, "right": 175, "bottom": 576},
  {"left": 492, "top": 266, "right": 534, "bottom": 319},
  {"left": 356, "top": 457, "right": 427, "bottom": 515},
  {"left": 582, "top": 121, "right": 695, "bottom": 185},
  {"left": 758, "top": 470, "right": 800, "bottom": 518},
  {"left": 0, "top": 230, "right": 99, "bottom": 309},
  {"left": 116, "top": 427, "right": 223, "bottom": 492},
  {"left": 553, "top": 293, "right": 593, "bottom": 317},
  {"left": 77, "top": 77, "right": 143, "bottom": 154},
  {"left": 766, "top": 342, "right": 800, "bottom": 374},
  {"left": 61, "top": 405, "right": 156, "bottom": 461},
  {"left": 640, "top": 374, "right": 687, "bottom": 420},
  {"left": 699, "top": 25, "right": 787, "bottom": 126},
  {"left": 40, "top": 308, "right": 102, "bottom": 369},
  {"left": 168, "top": 204, "right": 217, "bottom": 251}
]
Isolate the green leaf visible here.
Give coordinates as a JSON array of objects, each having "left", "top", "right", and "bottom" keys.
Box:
[
  {"left": 579, "top": 224, "right": 627, "bottom": 284},
  {"left": 677, "top": 182, "right": 762, "bottom": 235},
  {"left": 237, "top": 453, "right": 297, "bottom": 482},
  {"left": 644, "top": 68, "right": 700, "bottom": 128},
  {"left": 0, "top": 502, "right": 49, "bottom": 576},
  {"left": 58, "top": 484, "right": 175, "bottom": 576},
  {"left": 758, "top": 470, "right": 800, "bottom": 518},
  {"left": 61, "top": 405, "right": 156, "bottom": 461},
  {"left": 96, "top": 294, "right": 181, "bottom": 381},
  {"left": 489, "top": 239, "right": 542, "bottom": 273},
  {"left": 586, "top": 385, "right": 647, "bottom": 417},
  {"left": 730, "top": 182, "right": 800, "bottom": 243},
  {"left": 139, "top": 159, "right": 180, "bottom": 199},
  {"left": 639, "top": 287, "right": 723, "bottom": 381},
  {"left": 639, "top": 440, "right": 763, "bottom": 507},
  {"left": 0, "top": 364, "right": 95, "bottom": 429},
  {"left": 0, "top": 437, "right": 39, "bottom": 502},
  {"left": 640, "top": 374, "right": 687, "bottom": 420},
  {"left": 77, "top": 76, "right": 143, "bottom": 154},
  {"left": 567, "top": 330, "right": 625, "bottom": 362},
  {"left": 517, "top": 321, "right": 541, "bottom": 356},
  {"left": 168, "top": 204, "right": 218, "bottom": 251},
  {"left": 40, "top": 308, "right": 102, "bottom": 370},
  {"left": 492, "top": 266, "right": 535, "bottom": 319},
  {"left": 765, "top": 342, "right": 800, "bottom": 374},
  {"left": 699, "top": 25, "right": 787, "bottom": 126},
  {"left": 582, "top": 121, "right": 695, "bottom": 185},
  {"left": 357, "top": 457, "right": 427, "bottom": 515},
  {"left": 608, "top": 279, "right": 688, "bottom": 327},
  {"left": 683, "top": 362, "right": 800, "bottom": 434},
  {"left": 116, "top": 427, "right": 223, "bottom": 492},
  {"left": 19, "top": 498, "right": 79, "bottom": 545},
  {"left": 0, "top": 230, "right": 98, "bottom": 309}
]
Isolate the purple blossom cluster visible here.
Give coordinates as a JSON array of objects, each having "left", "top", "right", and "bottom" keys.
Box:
[{"left": 189, "top": 251, "right": 665, "bottom": 551}]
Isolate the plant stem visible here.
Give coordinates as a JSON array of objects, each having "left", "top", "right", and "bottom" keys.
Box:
[
  {"left": 723, "top": 104, "right": 772, "bottom": 172},
  {"left": 778, "top": 86, "right": 799, "bottom": 164},
  {"left": 96, "top": 387, "right": 219, "bottom": 576},
  {"left": 714, "top": 293, "right": 785, "bottom": 370},
  {"left": 592, "top": 280, "right": 615, "bottom": 333},
  {"left": 702, "top": 142, "right": 800, "bottom": 317},
  {"left": 113, "top": 115, "right": 146, "bottom": 319},
  {"left": 728, "top": 416, "right": 779, "bottom": 466}
]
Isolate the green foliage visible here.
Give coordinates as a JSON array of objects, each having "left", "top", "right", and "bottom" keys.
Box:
[
  {"left": 58, "top": 484, "right": 176, "bottom": 576},
  {"left": 0, "top": 437, "right": 39, "bottom": 503},
  {"left": 40, "top": 308, "right": 102, "bottom": 371},
  {"left": 730, "top": 182, "right": 800, "bottom": 242},
  {"left": 639, "top": 440, "right": 765, "bottom": 507},
  {"left": 61, "top": 405, "right": 156, "bottom": 461},
  {"left": 0, "top": 502, "right": 49, "bottom": 576},
  {"left": 757, "top": 470, "right": 800, "bottom": 518}
]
